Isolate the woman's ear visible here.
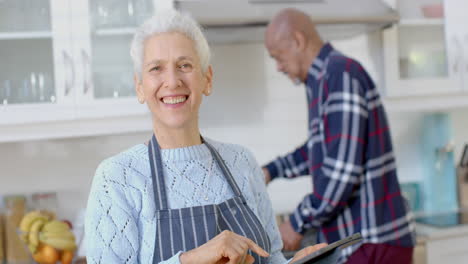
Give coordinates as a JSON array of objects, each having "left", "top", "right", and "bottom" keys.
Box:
[
  {"left": 134, "top": 73, "right": 145, "bottom": 104},
  {"left": 202, "top": 65, "right": 213, "bottom": 96}
]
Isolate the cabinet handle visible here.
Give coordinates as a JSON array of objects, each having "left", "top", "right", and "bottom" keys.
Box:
[
  {"left": 82, "top": 49, "right": 91, "bottom": 95},
  {"left": 453, "top": 36, "right": 462, "bottom": 74},
  {"left": 465, "top": 35, "right": 468, "bottom": 72},
  {"left": 62, "top": 51, "right": 76, "bottom": 96}
]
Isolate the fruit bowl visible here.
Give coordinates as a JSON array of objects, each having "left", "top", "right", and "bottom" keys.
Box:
[{"left": 18, "top": 211, "right": 77, "bottom": 264}]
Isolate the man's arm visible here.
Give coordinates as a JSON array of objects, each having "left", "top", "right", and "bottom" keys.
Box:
[
  {"left": 289, "top": 71, "right": 368, "bottom": 234},
  {"left": 263, "top": 142, "right": 310, "bottom": 182}
]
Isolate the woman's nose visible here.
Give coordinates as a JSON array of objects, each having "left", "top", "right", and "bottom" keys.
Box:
[{"left": 164, "top": 67, "right": 182, "bottom": 89}]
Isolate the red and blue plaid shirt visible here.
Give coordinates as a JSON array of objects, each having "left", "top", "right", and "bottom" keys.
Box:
[{"left": 265, "top": 43, "right": 415, "bottom": 261}]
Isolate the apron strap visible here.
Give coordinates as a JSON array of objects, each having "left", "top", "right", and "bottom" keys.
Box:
[{"left": 149, "top": 134, "right": 169, "bottom": 210}]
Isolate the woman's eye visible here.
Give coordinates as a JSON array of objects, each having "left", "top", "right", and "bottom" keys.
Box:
[
  {"left": 180, "top": 63, "right": 192, "bottom": 69},
  {"left": 150, "top": 66, "right": 161, "bottom": 72}
]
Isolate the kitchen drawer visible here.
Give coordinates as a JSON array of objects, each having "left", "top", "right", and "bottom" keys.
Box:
[
  {"left": 426, "top": 235, "right": 468, "bottom": 264},
  {"left": 413, "top": 240, "right": 426, "bottom": 264}
]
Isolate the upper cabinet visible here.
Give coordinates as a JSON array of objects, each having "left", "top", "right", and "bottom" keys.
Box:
[
  {"left": 445, "top": 0, "right": 468, "bottom": 93},
  {"left": 383, "top": 0, "right": 468, "bottom": 98},
  {"left": 0, "top": 0, "right": 74, "bottom": 125},
  {"left": 70, "top": 0, "right": 155, "bottom": 119},
  {"left": 0, "top": 0, "right": 175, "bottom": 126}
]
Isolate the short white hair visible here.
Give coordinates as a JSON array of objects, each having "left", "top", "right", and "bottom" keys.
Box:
[{"left": 130, "top": 9, "right": 211, "bottom": 76}]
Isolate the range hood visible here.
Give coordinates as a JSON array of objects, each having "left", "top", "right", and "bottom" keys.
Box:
[{"left": 174, "top": 0, "right": 399, "bottom": 43}]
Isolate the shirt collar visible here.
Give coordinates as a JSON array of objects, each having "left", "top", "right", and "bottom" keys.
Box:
[{"left": 305, "top": 42, "right": 334, "bottom": 84}]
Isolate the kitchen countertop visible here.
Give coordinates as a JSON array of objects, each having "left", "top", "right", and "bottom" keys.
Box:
[
  {"left": 415, "top": 209, "right": 468, "bottom": 243},
  {"left": 416, "top": 222, "right": 468, "bottom": 242}
]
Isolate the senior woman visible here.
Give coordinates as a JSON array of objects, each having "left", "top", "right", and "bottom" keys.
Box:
[{"left": 85, "top": 10, "right": 325, "bottom": 264}]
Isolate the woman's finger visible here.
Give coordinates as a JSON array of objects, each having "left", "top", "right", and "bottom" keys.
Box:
[
  {"left": 242, "top": 237, "right": 269, "bottom": 257},
  {"left": 304, "top": 243, "right": 327, "bottom": 254},
  {"left": 224, "top": 246, "right": 245, "bottom": 264},
  {"left": 240, "top": 252, "right": 247, "bottom": 264},
  {"left": 243, "top": 254, "right": 255, "bottom": 264},
  {"left": 291, "top": 243, "right": 329, "bottom": 263}
]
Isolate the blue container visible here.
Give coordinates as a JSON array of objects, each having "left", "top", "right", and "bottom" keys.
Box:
[
  {"left": 420, "top": 113, "right": 458, "bottom": 213},
  {"left": 400, "top": 182, "right": 422, "bottom": 212}
]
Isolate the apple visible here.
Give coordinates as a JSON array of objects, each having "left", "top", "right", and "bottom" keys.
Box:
[{"left": 62, "top": 220, "right": 73, "bottom": 229}]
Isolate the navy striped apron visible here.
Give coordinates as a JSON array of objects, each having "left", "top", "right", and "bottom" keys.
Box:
[{"left": 148, "top": 135, "right": 271, "bottom": 263}]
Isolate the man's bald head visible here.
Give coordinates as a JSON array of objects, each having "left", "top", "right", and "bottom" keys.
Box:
[
  {"left": 264, "top": 8, "right": 324, "bottom": 84},
  {"left": 265, "top": 8, "right": 321, "bottom": 49}
]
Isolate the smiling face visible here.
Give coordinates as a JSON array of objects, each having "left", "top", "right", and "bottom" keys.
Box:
[{"left": 135, "top": 32, "right": 213, "bottom": 131}]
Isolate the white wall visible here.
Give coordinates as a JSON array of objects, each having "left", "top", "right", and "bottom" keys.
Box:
[{"left": 2, "top": 35, "right": 468, "bottom": 221}]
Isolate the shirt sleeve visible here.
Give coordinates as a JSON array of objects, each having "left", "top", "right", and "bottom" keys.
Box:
[
  {"left": 263, "top": 142, "right": 310, "bottom": 180},
  {"left": 85, "top": 161, "right": 184, "bottom": 264},
  {"left": 246, "top": 150, "right": 289, "bottom": 264},
  {"left": 289, "top": 71, "right": 368, "bottom": 234}
]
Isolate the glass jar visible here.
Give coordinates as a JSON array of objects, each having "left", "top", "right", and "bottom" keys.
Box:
[
  {"left": 31, "top": 192, "right": 58, "bottom": 220},
  {"left": 3, "top": 195, "right": 31, "bottom": 264}
]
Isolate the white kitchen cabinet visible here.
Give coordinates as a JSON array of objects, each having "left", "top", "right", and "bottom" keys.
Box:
[
  {"left": 445, "top": 0, "right": 468, "bottom": 93},
  {"left": 415, "top": 214, "right": 468, "bottom": 264},
  {"left": 383, "top": 0, "right": 468, "bottom": 99},
  {"left": 0, "top": 0, "right": 174, "bottom": 126},
  {"left": 413, "top": 234, "right": 468, "bottom": 264},
  {"left": 425, "top": 234, "right": 468, "bottom": 264},
  {"left": 0, "top": 0, "right": 74, "bottom": 125},
  {"left": 383, "top": 20, "right": 462, "bottom": 97}
]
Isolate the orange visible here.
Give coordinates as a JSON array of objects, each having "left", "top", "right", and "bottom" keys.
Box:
[
  {"left": 33, "top": 244, "right": 60, "bottom": 264},
  {"left": 61, "top": 250, "right": 74, "bottom": 264}
]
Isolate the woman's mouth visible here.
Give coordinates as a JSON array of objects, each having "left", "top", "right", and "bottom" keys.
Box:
[{"left": 161, "top": 95, "right": 188, "bottom": 106}]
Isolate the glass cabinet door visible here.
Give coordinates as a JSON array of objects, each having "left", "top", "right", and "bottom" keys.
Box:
[
  {"left": 0, "top": 0, "right": 57, "bottom": 105},
  {"left": 88, "top": 0, "right": 154, "bottom": 100},
  {"left": 398, "top": 24, "right": 449, "bottom": 80},
  {"left": 383, "top": 21, "right": 462, "bottom": 97},
  {"left": 383, "top": 1, "right": 463, "bottom": 97},
  {"left": 70, "top": 0, "right": 163, "bottom": 118}
]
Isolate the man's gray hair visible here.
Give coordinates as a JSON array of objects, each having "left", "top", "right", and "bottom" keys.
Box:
[{"left": 130, "top": 9, "right": 211, "bottom": 76}]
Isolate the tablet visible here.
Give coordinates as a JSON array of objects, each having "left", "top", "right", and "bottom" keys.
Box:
[{"left": 292, "top": 233, "right": 362, "bottom": 264}]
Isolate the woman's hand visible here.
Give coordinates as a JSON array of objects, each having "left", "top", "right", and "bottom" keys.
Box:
[
  {"left": 290, "top": 243, "right": 328, "bottom": 264},
  {"left": 179, "top": 230, "right": 269, "bottom": 264}
]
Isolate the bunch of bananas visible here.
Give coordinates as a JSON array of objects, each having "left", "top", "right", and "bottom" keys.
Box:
[{"left": 19, "top": 211, "right": 77, "bottom": 254}]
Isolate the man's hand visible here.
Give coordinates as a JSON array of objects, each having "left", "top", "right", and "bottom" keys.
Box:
[
  {"left": 262, "top": 168, "right": 271, "bottom": 184},
  {"left": 279, "top": 220, "right": 303, "bottom": 251},
  {"left": 290, "top": 243, "right": 328, "bottom": 263}
]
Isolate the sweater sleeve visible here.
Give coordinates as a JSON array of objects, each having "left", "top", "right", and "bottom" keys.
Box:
[
  {"left": 85, "top": 160, "right": 141, "bottom": 263},
  {"left": 85, "top": 160, "right": 183, "bottom": 264},
  {"left": 245, "top": 150, "right": 289, "bottom": 264}
]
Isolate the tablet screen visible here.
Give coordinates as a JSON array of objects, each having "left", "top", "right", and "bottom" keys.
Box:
[{"left": 292, "top": 233, "right": 362, "bottom": 264}]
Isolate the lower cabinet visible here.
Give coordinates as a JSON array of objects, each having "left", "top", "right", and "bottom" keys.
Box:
[
  {"left": 426, "top": 235, "right": 468, "bottom": 264},
  {"left": 414, "top": 233, "right": 468, "bottom": 264}
]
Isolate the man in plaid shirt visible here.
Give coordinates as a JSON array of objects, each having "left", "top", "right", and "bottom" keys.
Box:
[{"left": 263, "top": 9, "right": 415, "bottom": 263}]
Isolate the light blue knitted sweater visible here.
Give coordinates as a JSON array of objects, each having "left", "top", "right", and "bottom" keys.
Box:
[{"left": 85, "top": 139, "right": 288, "bottom": 263}]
